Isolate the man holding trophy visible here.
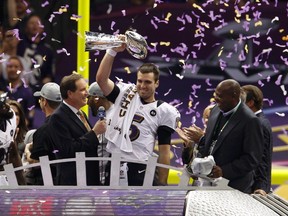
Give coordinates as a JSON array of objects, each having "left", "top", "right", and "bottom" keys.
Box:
[{"left": 90, "top": 31, "right": 180, "bottom": 186}]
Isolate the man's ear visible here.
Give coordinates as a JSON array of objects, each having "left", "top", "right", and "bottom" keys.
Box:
[
  {"left": 43, "top": 98, "right": 48, "bottom": 106},
  {"left": 155, "top": 80, "right": 159, "bottom": 88},
  {"left": 67, "top": 90, "right": 72, "bottom": 98}
]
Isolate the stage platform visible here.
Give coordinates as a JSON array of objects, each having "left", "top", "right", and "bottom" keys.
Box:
[{"left": 0, "top": 189, "right": 187, "bottom": 215}]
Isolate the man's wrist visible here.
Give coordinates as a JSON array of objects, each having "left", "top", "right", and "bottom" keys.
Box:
[{"left": 106, "top": 49, "right": 117, "bottom": 57}]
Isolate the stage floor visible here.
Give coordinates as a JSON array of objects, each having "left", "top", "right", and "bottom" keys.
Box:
[{"left": 0, "top": 189, "right": 187, "bottom": 215}]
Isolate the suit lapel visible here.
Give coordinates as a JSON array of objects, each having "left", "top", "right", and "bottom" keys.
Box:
[
  {"left": 60, "top": 103, "right": 87, "bottom": 132},
  {"left": 211, "top": 104, "right": 243, "bottom": 154},
  {"left": 205, "top": 107, "right": 221, "bottom": 147}
]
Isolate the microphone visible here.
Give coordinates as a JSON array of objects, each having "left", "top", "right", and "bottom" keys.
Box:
[{"left": 97, "top": 106, "right": 106, "bottom": 120}]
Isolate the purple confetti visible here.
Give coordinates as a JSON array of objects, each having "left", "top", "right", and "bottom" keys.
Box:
[
  {"left": 171, "top": 43, "right": 188, "bottom": 56},
  {"left": 176, "top": 16, "right": 185, "bottom": 25},
  {"left": 219, "top": 59, "right": 227, "bottom": 71},
  {"left": 48, "top": 14, "right": 55, "bottom": 22},
  {"left": 191, "top": 84, "right": 201, "bottom": 98},
  {"left": 258, "top": 80, "right": 264, "bottom": 87},
  {"left": 205, "top": 78, "right": 212, "bottom": 86},
  {"left": 263, "top": 98, "right": 274, "bottom": 106},
  {"left": 150, "top": 19, "right": 158, "bottom": 29},
  {"left": 185, "top": 14, "right": 192, "bottom": 23},
  {"left": 242, "top": 64, "right": 250, "bottom": 74},
  {"left": 28, "top": 105, "right": 35, "bottom": 111},
  {"left": 41, "top": 1, "right": 49, "bottom": 7},
  {"left": 275, "top": 75, "right": 282, "bottom": 85},
  {"left": 31, "top": 33, "right": 39, "bottom": 42},
  {"left": 110, "top": 21, "right": 116, "bottom": 30}
]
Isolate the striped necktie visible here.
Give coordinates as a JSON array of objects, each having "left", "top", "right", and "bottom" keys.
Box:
[{"left": 77, "top": 110, "right": 91, "bottom": 131}]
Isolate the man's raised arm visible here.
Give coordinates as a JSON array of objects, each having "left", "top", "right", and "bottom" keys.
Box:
[{"left": 96, "top": 36, "right": 126, "bottom": 96}]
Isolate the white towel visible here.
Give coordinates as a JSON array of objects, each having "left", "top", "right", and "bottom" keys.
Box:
[{"left": 105, "top": 83, "right": 140, "bottom": 152}]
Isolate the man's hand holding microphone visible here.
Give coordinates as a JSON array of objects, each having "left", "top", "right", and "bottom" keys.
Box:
[{"left": 92, "top": 106, "right": 106, "bottom": 135}]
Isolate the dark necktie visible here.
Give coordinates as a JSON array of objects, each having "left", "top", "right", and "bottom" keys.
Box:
[
  {"left": 77, "top": 111, "right": 91, "bottom": 131},
  {"left": 212, "top": 113, "right": 231, "bottom": 141}
]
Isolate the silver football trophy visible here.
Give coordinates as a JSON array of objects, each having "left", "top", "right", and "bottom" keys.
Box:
[{"left": 85, "top": 30, "right": 148, "bottom": 59}]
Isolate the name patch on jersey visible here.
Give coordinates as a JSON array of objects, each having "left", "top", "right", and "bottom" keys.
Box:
[{"left": 119, "top": 86, "right": 137, "bottom": 117}]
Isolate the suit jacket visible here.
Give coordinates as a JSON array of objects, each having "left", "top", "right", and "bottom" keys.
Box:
[
  {"left": 254, "top": 112, "right": 273, "bottom": 193},
  {"left": 198, "top": 102, "right": 264, "bottom": 193},
  {"left": 48, "top": 103, "right": 100, "bottom": 185}
]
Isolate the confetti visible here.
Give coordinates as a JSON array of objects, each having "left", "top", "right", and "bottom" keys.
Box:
[
  {"left": 192, "top": 3, "right": 205, "bottom": 13},
  {"left": 160, "top": 41, "right": 170, "bottom": 46},
  {"left": 279, "top": 85, "right": 287, "bottom": 96},
  {"left": 275, "top": 112, "right": 285, "bottom": 117},
  {"left": 57, "top": 48, "right": 70, "bottom": 56},
  {"left": 107, "top": 4, "right": 112, "bottom": 14},
  {"left": 165, "top": 12, "right": 172, "bottom": 22},
  {"left": 275, "top": 75, "right": 282, "bottom": 85},
  {"left": 41, "top": 1, "right": 49, "bottom": 7},
  {"left": 124, "top": 67, "right": 131, "bottom": 74},
  {"left": 164, "top": 88, "right": 172, "bottom": 96},
  {"left": 48, "top": 14, "right": 55, "bottom": 22}
]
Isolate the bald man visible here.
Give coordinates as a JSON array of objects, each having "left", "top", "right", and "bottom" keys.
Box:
[{"left": 185, "top": 79, "right": 264, "bottom": 193}]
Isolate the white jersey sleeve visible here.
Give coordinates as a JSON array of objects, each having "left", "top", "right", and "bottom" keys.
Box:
[
  {"left": 0, "top": 109, "right": 17, "bottom": 165},
  {"left": 158, "top": 101, "right": 181, "bottom": 130}
]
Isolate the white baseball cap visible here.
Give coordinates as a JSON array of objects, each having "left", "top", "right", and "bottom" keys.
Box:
[
  {"left": 33, "top": 82, "right": 62, "bottom": 102},
  {"left": 88, "top": 82, "right": 104, "bottom": 97}
]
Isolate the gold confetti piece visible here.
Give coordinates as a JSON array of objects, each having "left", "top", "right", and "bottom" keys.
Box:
[
  {"left": 255, "top": 21, "right": 262, "bottom": 27},
  {"left": 9, "top": 83, "right": 12, "bottom": 93},
  {"left": 245, "top": 44, "right": 248, "bottom": 53},
  {"left": 229, "top": 30, "right": 234, "bottom": 34},
  {"left": 179, "top": 59, "right": 185, "bottom": 65},
  {"left": 224, "top": 3, "right": 229, "bottom": 7},
  {"left": 124, "top": 67, "right": 131, "bottom": 74},
  {"left": 150, "top": 42, "right": 157, "bottom": 47},
  {"left": 192, "top": 3, "right": 205, "bottom": 13},
  {"left": 165, "top": 12, "right": 172, "bottom": 21},
  {"left": 160, "top": 41, "right": 170, "bottom": 46},
  {"left": 70, "top": 16, "right": 79, "bottom": 22},
  {"left": 13, "top": 17, "right": 22, "bottom": 21},
  {"left": 218, "top": 47, "right": 224, "bottom": 57},
  {"left": 195, "top": 28, "right": 201, "bottom": 34},
  {"left": 43, "top": 55, "right": 46, "bottom": 61},
  {"left": 279, "top": 29, "right": 284, "bottom": 33},
  {"left": 234, "top": 17, "right": 240, "bottom": 23},
  {"left": 235, "top": 9, "right": 241, "bottom": 18},
  {"left": 188, "top": 101, "right": 192, "bottom": 108},
  {"left": 94, "top": 58, "right": 98, "bottom": 62},
  {"left": 245, "top": 14, "right": 251, "bottom": 21},
  {"left": 200, "top": 22, "right": 209, "bottom": 29},
  {"left": 59, "top": 7, "right": 67, "bottom": 13}
]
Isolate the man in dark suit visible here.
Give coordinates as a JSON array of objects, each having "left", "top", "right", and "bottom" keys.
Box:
[
  {"left": 242, "top": 84, "right": 273, "bottom": 195},
  {"left": 48, "top": 73, "right": 106, "bottom": 185},
  {"left": 183, "top": 79, "right": 264, "bottom": 193}
]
